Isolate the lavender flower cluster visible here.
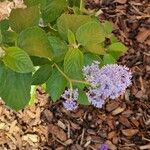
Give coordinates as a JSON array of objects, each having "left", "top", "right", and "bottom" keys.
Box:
[
  {"left": 83, "top": 62, "right": 132, "bottom": 108},
  {"left": 62, "top": 88, "right": 78, "bottom": 111},
  {"left": 61, "top": 61, "right": 132, "bottom": 111}
]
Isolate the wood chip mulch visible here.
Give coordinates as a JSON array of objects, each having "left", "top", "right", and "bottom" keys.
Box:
[{"left": 0, "top": 0, "right": 150, "bottom": 149}]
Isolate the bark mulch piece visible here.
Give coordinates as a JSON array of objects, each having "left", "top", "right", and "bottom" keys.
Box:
[{"left": 0, "top": 0, "right": 150, "bottom": 150}]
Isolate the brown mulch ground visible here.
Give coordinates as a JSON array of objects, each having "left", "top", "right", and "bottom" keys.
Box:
[{"left": 0, "top": 0, "right": 150, "bottom": 150}]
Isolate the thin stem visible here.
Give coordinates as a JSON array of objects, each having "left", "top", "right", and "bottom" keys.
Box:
[
  {"left": 80, "top": 0, "right": 83, "bottom": 12},
  {"left": 53, "top": 63, "right": 91, "bottom": 91},
  {"left": 71, "top": 79, "right": 90, "bottom": 86},
  {"left": 53, "top": 63, "right": 70, "bottom": 81}
]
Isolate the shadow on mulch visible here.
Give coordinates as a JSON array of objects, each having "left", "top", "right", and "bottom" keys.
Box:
[{"left": 0, "top": 0, "right": 149, "bottom": 150}]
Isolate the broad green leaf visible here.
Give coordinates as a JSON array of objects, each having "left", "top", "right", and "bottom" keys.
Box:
[
  {"left": 46, "top": 67, "right": 67, "bottom": 102},
  {"left": 0, "top": 19, "right": 9, "bottom": 31},
  {"left": 76, "top": 21, "right": 105, "bottom": 48},
  {"left": 78, "top": 90, "right": 90, "bottom": 105},
  {"left": 32, "top": 64, "right": 52, "bottom": 85},
  {"left": 102, "top": 21, "right": 113, "bottom": 35},
  {"left": 30, "top": 56, "right": 51, "bottom": 66},
  {"left": 2, "top": 31, "right": 17, "bottom": 44},
  {"left": 67, "top": 30, "right": 76, "bottom": 45},
  {"left": 3, "top": 47, "right": 34, "bottom": 73},
  {"left": 57, "top": 14, "right": 91, "bottom": 40},
  {"left": 85, "top": 43, "right": 106, "bottom": 55},
  {"left": 41, "top": 0, "right": 67, "bottom": 23},
  {"left": 17, "top": 26, "right": 53, "bottom": 59},
  {"left": 103, "top": 53, "right": 116, "bottom": 65},
  {"left": 48, "top": 36, "right": 68, "bottom": 62},
  {"left": 84, "top": 53, "right": 103, "bottom": 66},
  {"left": 9, "top": 6, "right": 40, "bottom": 33},
  {"left": 108, "top": 42, "right": 128, "bottom": 59},
  {"left": 0, "top": 63, "right": 32, "bottom": 110},
  {"left": 64, "top": 48, "right": 84, "bottom": 88}
]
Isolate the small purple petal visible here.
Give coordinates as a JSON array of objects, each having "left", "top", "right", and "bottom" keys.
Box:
[{"left": 100, "top": 144, "right": 108, "bottom": 150}]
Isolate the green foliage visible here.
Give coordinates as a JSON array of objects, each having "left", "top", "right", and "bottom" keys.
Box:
[
  {"left": 67, "top": 30, "right": 76, "bottom": 45},
  {"left": 46, "top": 67, "right": 67, "bottom": 102},
  {"left": 32, "top": 64, "right": 52, "bottom": 85},
  {"left": 107, "top": 42, "right": 128, "bottom": 59},
  {"left": 24, "top": 0, "right": 41, "bottom": 6},
  {"left": 103, "top": 54, "right": 116, "bottom": 65},
  {"left": 0, "top": 19, "right": 9, "bottom": 31},
  {"left": 41, "top": 0, "right": 67, "bottom": 23},
  {"left": 78, "top": 90, "right": 90, "bottom": 105},
  {"left": 102, "top": 21, "right": 113, "bottom": 35},
  {"left": 84, "top": 53, "right": 103, "bottom": 66},
  {"left": 0, "top": 0, "right": 128, "bottom": 110},
  {"left": 0, "top": 63, "right": 32, "bottom": 110},
  {"left": 1, "top": 31, "right": 17, "bottom": 45},
  {"left": 64, "top": 48, "right": 84, "bottom": 88},
  {"left": 9, "top": 6, "right": 40, "bottom": 33},
  {"left": 57, "top": 14, "right": 91, "bottom": 40},
  {"left": 76, "top": 21, "right": 105, "bottom": 45},
  {"left": 48, "top": 36, "right": 68, "bottom": 62},
  {"left": 17, "top": 26, "right": 53, "bottom": 59},
  {"left": 3, "top": 47, "right": 34, "bottom": 73}
]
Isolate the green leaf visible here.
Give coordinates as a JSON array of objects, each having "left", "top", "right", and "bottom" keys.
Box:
[
  {"left": 48, "top": 36, "right": 68, "bottom": 62},
  {"left": 30, "top": 56, "right": 51, "bottom": 66},
  {"left": 76, "top": 21, "right": 105, "bottom": 47},
  {"left": 3, "top": 47, "right": 34, "bottom": 73},
  {"left": 85, "top": 43, "right": 106, "bottom": 55},
  {"left": 110, "top": 35, "right": 118, "bottom": 43},
  {"left": 2, "top": 31, "right": 17, "bottom": 44},
  {"left": 32, "top": 64, "right": 52, "bottom": 85},
  {"left": 9, "top": 6, "right": 40, "bottom": 33},
  {"left": 102, "top": 21, "right": 113, "bottom": 35},
  {"left": 46, "top": 67, "right": 67, "bottom": 102},
  {"left": 57, "top": 14, "right": 91, "bottom": 40},
  {"left": 103, "top": 54, "right": 116, "bottom": 65},
  {"left": 64, "top": 48, "right": 84, "bottom": 88},
  {"left": 17, "top": 26, "right": 53, "bottom": 59},
  {"left": 67, "top": 29, "right": 76, "bottom": 45},
  {"left": 84, "top": 53, "right": 103, "bottom": 66},
  {"left": 0, "top": 19, "right": 9, "bottom": 31},
  {"left": 41, "top": 0, "right": 67, "bottom": 23},
  {"left": 0, "top": 63, "right": 32, "bottom": 110},
  {"left": 78, "top": 90, "right": 90, "bottom": 105},
  {"left": 68, "top": 0, "right": 81, "bottom": 7},
  {"left": 108, "top": 42, "right": 128, "bottom": 59},
  {"left": 24, "top": 0, "right": 40, "bottom": 6}
]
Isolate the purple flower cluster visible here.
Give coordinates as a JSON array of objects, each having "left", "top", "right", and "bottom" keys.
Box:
[
  {"left": 83, "top": 62, "right": 132, "bottom": 108},
  {"left": 61, "top": 88, "right": 78, "bottom": 111},
  {"left": 61, "top": 62, "right": 132, "bottom": 111}
]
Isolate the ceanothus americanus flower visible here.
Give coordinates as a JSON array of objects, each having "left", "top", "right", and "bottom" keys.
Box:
[{"left": 83, "top": 62, "right": 132, "bottom": 108}]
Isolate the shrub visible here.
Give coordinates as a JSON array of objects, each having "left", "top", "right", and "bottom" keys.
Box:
[{"left": 0, "top": 0, "right": 130, "bottom": 110}]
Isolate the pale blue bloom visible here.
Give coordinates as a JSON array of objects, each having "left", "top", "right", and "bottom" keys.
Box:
[
  {"left": 83, "top": 62, "right": 132, "bottom": 108},
  {"left": 61, "top": 89, "right": 78, "bottom": 111}
]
